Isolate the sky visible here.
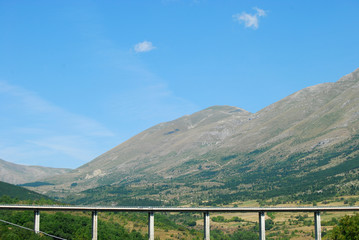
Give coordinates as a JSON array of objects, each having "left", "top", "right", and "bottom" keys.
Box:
[{"left": 1, "top": 0, "right": 358, "bottom": 169}]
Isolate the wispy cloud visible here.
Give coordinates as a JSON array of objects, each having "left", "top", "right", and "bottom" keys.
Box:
[
  {"left": 233, "top": 7, "right": 267, "bottom": 29},
  {"left": 0, "top": 81, "right": 115, "bottom": 168},
  {"left": 254, "top": 7, "right": 266, "bottom": 17},
  {"left": 0, "top": 81, "right": 114, "bottom": 137},
  {"left": 134, "top": 41, "right": 156, "bottom": 53},
  {"left": 0, "top": 78, "right": 198, "bottom": 168},
  {"left": 106, "top": 82, "right": 199, "bottom": 132}
]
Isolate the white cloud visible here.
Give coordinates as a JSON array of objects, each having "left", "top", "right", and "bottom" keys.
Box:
[
  {"left": 233, "top": 12, "right": 259, "bottom": 29},
  {"left": 28, "top": 136, "right": 96, "bottom": 162},
  {"left": 134, "top": 41, "right": 156, "bottom": 53},
  {"left": 254, "top": 7, "right": 267, "bottom": 17},
  {"left": 0, "top": 81, "right": 114, "bottom": 137},
  {"left": 0, "top": 79, "right": 198, "bottom": 168},
  {"left": 233, "top": 7, "right": 267, "bottom": 29},
  {"left": 0, "top": 81, "right": 116, "bottom": 168}
]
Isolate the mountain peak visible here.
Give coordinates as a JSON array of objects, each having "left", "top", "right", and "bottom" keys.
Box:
[
  {"left": 204, "top": 105, "right": 249, "bottom": 113},
  {"left": 28, "top": 68, "right": 359, "bottom": 206},
  {"left": 337, "top": 67, "right": 359, "bottom": 84}
]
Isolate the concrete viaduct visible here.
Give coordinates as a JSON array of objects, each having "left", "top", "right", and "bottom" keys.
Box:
[{"left": 1, "top": 205, "right": 359, "bottom": 240}]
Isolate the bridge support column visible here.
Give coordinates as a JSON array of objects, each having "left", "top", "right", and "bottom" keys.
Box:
[
  {"left": 34, "top": 210, "right": 40, "bottom": 234},
  {"left": 148, "top": 211, "right": 154, "bottom": 240},
  {"left": 92, "top": 211, "right": 98, "bottom": 240},
  {"left": 314, "top": 211, "right": 321, "bottom": 240},
  {"left": 259, "top": 211, "right": 265, "bottom": 240},
  {"left": 203, "top": 211, "right": 210, "bottom": 240}
]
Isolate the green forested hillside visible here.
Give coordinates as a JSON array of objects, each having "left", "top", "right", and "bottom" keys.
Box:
[
  {"left": 63, "top": 134, "right": 359, "bottom": 207},
  {"left": 0, "top": 181, "right": 52, "bottom": 202}
]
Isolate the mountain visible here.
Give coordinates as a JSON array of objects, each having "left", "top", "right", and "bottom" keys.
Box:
[
  {"left": 32, "top": 68, "right": 359, "bottom": 205},
  {"left": 0, "top": 158, "right": 71, "bottom": 185}
]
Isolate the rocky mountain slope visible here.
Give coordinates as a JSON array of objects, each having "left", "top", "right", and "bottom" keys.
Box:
[
  {"left": 31, "top": 68, "right": 359, "bottom": 205},
  {"left": 0, "top": 158, "right": 71, "bottom": 184}
]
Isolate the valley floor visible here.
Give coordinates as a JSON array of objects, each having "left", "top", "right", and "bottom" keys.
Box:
[
  {"left": 104, "top": 196, "right": 359, "bottom": 240},
  {"left": 1, "top": 195, "right": 358, "bottom": 239}
]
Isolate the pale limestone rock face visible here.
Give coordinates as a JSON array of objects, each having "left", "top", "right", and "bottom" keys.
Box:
[{"left": 85, "top": 169, "right": 105, "bottom": 179}]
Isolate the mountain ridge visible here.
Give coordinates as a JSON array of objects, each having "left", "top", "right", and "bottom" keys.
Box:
[
  {"left": 0, "top": 158, "right": 71, "bottom": 185},
  {"left": 27, "top": 68, "right": 359, "bottom": 205}
]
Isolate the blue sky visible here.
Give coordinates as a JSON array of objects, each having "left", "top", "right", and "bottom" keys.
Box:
[{"left": 1, "top": 0, "right": 358, "bottom": 168}]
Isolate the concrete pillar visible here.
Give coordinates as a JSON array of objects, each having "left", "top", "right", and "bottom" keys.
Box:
[
  {"left": 203, "top": 211, "right": 210, "bottom": 240},
  {"left": 92, "top": 211, "right": 98, "bottom": 240},
  {"left": 259, "top": 211, "right": 265, "bottom": 240},
  {"left": 314, "top": 211, "right": 321, "bottom": 240},
  {"left": 34, "top": 210, "right": 40, "bottom": 234},
  {"left": 148, "top": 211, "right": 154, "bottom": 240}
]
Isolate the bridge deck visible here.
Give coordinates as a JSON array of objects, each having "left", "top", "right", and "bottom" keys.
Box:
[{"left": 1, "top": 205, "right": 359, "bottom": 212}]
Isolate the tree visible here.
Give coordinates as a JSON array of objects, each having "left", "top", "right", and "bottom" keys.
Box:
[
  {"left": 265, "top": 219, "right": 274, "bottom": 230},
  {"left": 330, "top": 214, "right": 359, "bottom": 240}
]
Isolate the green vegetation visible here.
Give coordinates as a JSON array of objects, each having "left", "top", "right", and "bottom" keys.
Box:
[
  {"left": 0, "top": 210, "right": 145, "bottom": 240},
  {"left": 4, "top": 195, "right": 359, "bottom": 240},
  {"left": 327, "top": 214, "right": 359, "bottom": 240},
  {"left": 192, "top": 134, "right": 359, "bottom": 206},
  {"left": 212, "top": 215, "right": 244, "bottom": 223},
  {"left": 61, "top": 134, "right": 359, "bottom": 208},
  {"left": 0, "top": 181, "right": 52, "bottom": 202},
  {"left": 0, "top": 196, "right": 146, "bottom": 240},
  {"left": 18, "top": 182, "right": 54, "bottom": 187},
  {"left": 211, "top": 228, "right": 259, "bottom": 240},
  {"left": 0, "top": 196, "right": 277, "bottom": 240}
]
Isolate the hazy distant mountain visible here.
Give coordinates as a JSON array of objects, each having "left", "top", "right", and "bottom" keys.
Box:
[
  {"left": 0, "top": 158, "right": 71, "bottom": 185},
  {"left": 33, "top": 68, "right": 359, "bottom": 205}
]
